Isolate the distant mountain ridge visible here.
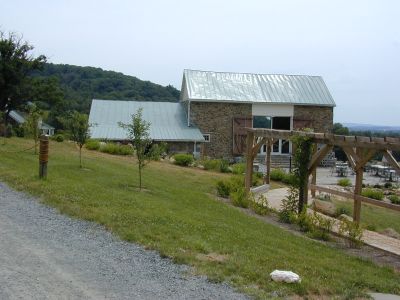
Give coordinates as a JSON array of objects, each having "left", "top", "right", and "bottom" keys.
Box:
[
  {"left": 33, "top": 63, "right": 180, "bottom": 113},
  {"left": 343, "top": 123, "right": 400, "bottom": 133}
]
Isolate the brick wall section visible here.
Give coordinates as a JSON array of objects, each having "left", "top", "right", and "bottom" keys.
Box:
[
  {"left": 293, "top": 105, "right": 334, "bottom": 133},
  {"left": 189, "top": 102, "right": 252, "bottom": 158}
]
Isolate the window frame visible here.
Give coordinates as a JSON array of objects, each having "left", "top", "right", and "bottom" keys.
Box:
[{"left": 203, "top": 134, "right": 211, "bottom": 143}]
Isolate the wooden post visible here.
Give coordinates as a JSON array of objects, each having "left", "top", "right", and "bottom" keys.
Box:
[
  {"left": 303, "top": 172, "right": 309, "bottom": 207},
  {"left": 39, "top": 135, "right": 49, "bottom": 179},
  {"left": 245, "top": 131, "right": 255, "bottom": 193},
  {"left": 311, "top": 145, "right": 317, "bottom": 198},
  {"left": 264, "top": 139, "right": 271, "bottom": 184},
  {"left": 353, "top": 147, "right": 363, "bottom": 223}
]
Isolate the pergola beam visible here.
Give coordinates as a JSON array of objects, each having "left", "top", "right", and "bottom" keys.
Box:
[
  {"left": 245, "top": 128, "right": 400, "bottom": 224},
  {"left": 383, "top": 150, "right": 400, "bottom": 172},
  {"left": 308, "top": 144, "right": 334, "bottom": 172},
  {"left": 246, "top": 128, "right": 400, "bottom": 151}
]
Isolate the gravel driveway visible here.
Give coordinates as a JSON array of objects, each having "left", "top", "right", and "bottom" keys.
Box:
[{"left": 0, "top": 182, "right": 248, "bottom": 300}]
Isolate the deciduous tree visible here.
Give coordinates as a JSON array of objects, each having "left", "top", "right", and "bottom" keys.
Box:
[
  {"left": 24, "top": 103, "right": 42, "bottom": 154},
  {"left": 65, "top": 112, "right": 90, "bottom": 168},
  {"left": 119, "top": 108, "right": 151, "bottom": 191},
  {"left": 0, "top": 31, "right": 46, "bottom": 136}
]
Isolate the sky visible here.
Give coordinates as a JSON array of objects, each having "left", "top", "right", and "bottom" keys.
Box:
[{"left": 1, "top": 0, "right": 399, "bottom": 126}]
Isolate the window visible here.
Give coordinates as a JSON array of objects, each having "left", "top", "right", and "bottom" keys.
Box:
[
  {"left": 203, "top": 134, "right": 210, "bottom": 142},
  {"left": 253, "top": 116, "right": 272, "bottom": 129}
]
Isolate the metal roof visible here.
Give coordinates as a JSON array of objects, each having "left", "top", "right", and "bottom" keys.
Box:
[
  {"left": 182, "top": 69, "right": 336, "bottom": 107},
  {"left": 9, "top": 110, "right": 26, "bottom": 124},
  {"left": 89, "top": 99, "right": 205, "bottom": 142},
  {"left": 9, "top": 110, "right": 54, "bottom": 129}
]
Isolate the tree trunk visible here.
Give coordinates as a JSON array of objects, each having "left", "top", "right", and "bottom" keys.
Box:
[
  {"left": 79, "top": 146, "right": 82, "bottom": 168},
  {"left": 2, "top": 110, "right": 9, "bottom": 144},
  {"left": 139, "top": 163, "right": 142, "bottom": 191}
]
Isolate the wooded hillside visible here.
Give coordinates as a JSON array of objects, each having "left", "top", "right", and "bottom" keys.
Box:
[{"left": 32, "top": 63, "right": 180, "bottom": 113}]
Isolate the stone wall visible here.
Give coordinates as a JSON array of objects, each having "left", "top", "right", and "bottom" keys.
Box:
[
  {"left": 189, "top": 102, "right": 252, "bottom": 158},
  {"left": 293, "top": 105, "right": 334, "bottom": 133}
]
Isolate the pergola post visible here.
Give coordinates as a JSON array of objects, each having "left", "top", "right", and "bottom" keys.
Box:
[
  {"left": 352, "top": 147, "right": 363, "bottom": 223},
  {"left": 311, "top": 145, "right": 317, "bottom": 198},
  {"left": 245, "top": 128, "right": 400, "bottom": 218},
  {"left": 264, "top": 139, "right": 272, "bottom": 184},
  {"left": 245, "top": 131, "right": 255, "bottom": 193}
]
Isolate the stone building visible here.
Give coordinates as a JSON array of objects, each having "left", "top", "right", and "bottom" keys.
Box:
[
  {"left": 180, "top": 69, "right": 335, "bottom": 161},
  {"left": 89, "top": 69, "right": 335, "bottom": 160}
]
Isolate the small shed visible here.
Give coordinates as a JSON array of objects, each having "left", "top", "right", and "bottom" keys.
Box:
[{"left": 8, "top": 110, "right": 55, "bottom": 136}]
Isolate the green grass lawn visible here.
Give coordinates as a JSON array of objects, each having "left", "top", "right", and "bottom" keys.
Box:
[
  {"left": 0, "top": 138, "right": 399, "bottom": 299},
  {"left": 332, "top": 198, "right": 400, "bottom": 233}
]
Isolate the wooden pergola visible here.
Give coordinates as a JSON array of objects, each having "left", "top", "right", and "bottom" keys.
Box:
[{"left": 245, "top": 128, "right": 400, "bottom": 222}]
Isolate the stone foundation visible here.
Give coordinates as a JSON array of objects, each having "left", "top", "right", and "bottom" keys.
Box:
[{"left": 166, "top": 141, "right": 194, "bottom": 154}]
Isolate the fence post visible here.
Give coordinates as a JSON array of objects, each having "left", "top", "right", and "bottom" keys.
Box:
[{"left": 39, "top": 135, "right": 49, "bottom": 179}]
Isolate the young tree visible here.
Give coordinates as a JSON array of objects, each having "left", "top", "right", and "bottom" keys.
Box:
[
  {"left": 119, "top": 108, "right": 151, "bottom": 191},
  {"left": 24, "top": 103, "right": 42, "bottom": 154},
  {"left": 66, "top": 112, "right": 90, "bottom": 168},
  {"left": 0, "top": 31, "right": 46, "bottom": 137}
]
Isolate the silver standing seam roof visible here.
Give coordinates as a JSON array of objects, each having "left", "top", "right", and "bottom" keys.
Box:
[
  {"left": 89, "top": 99, "right": 205, "bottom": 142},
  {"left": 9, "top": 110, "right": 55, "bottom": 129},
  {"left": 182, "top": 69, "right": 336, "bottom": 107}
]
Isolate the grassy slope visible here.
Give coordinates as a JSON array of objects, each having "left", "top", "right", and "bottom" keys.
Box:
[
  {"left": 0, "top": 138, "right": 399, "bottom": 299},
  {"left": 333, "top": 198, "right": 400, "bottom": 233}
]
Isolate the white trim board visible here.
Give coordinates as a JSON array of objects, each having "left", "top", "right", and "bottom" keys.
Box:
[{"left": 252, "top": 104, "right": 294, "bottom": 117}]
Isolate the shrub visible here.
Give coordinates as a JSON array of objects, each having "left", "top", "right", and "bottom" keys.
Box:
[
  {"left": 100, "top": 143, "right": 133, "bottom": 155},
  {"left": 215, "top": 175, "right": 250, "bottom": 207},
  {"left": 148, "top": 143, "right": 167, "bottom": 161},
  {"left": 337, "top": 178, "right": 351, "bottom": 187},
  {"left": 216, "top": 180, "right": 230, "bottom": 198},
  {"left": 373, "top": 184, "right": 383, "bottom": 189},
  {"left": 297, "top": 211, "right": 334, "bottom": 241},
  {"left": 86, "top": 139, "right": 100, "bottom": 150},
  {"left": 365, "top": 224, "right": 377, "bottom": 231},
  {"left": 309, "top": 213, "right": 334, "bottom": 241},
  {"left": 388, "top": 194, "right": 400, "bottom": 205},
  {"left": 361, "top": 188, "right": 384, "bottom": 200},
  {"left": 202, "top": 159, "right": 220, "bottom": 171},
  {"left": 13, "top": 125, "right": 25, "bottom": 137},
  {"left": 279, "top": 186, "right": 299, "bottom": 223},
  {"left": 317, "top": 193, "right": 331, "bottom": 202},
  {"left": 249, "top": 194, "right": 270, "bottom": 215},
  {"left": 339, "top": 219, "right": 364, "bottom": 248},
  {"left": 219, "top": 159, "right": 230, "bottom": 173},
  {"left": 335, "top": 206, "right": 350, "bottom": 217},
  {"left": 282, "top": 173, "right": 296, "bottom": 185},
  {"left": 173, "top": 154, "right": 194, "bottom": 166},
  {"left": 229, "top": 175, "right": 245, "bottom": 193},
  {"left": 297, "top": 210, "right": 314, "bottom": 232},
  {"left": 201, "top": 159, "right": 230, "bottom": 173},
  {"left": 55, "top": 134, "right": 64, "bottom": 142},
  {"left": 270, "top": 168, "right": 285, "bottom": 181},
  {"left": 118, "top": 145, "right": 134, "bottom": 155},
  {"left": 231, "top": 163, "right": 245, "bottom": 175},
  {"left": 230, "top": 187, "right": 249, "bottom": 208},
  {"left": 384, "top": 182, "right": 393, "bottom": 189}
]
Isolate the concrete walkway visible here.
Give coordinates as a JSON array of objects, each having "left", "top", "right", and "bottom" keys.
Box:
[{"left": 263, "top": 187, "right": 400, "bottom": 257}]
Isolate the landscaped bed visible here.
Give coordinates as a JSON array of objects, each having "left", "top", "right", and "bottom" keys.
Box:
[{"left": 0, "top": 137, "right": 399, "bottom": 299}]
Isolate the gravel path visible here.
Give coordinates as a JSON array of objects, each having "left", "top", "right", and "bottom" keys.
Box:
[{"left": 0, "top": 182, "right": 248, "bottom": 300}]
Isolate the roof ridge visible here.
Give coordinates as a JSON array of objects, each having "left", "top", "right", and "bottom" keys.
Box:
[{"left": 184, "top": 69, "right": 323, "bottom": 78}]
